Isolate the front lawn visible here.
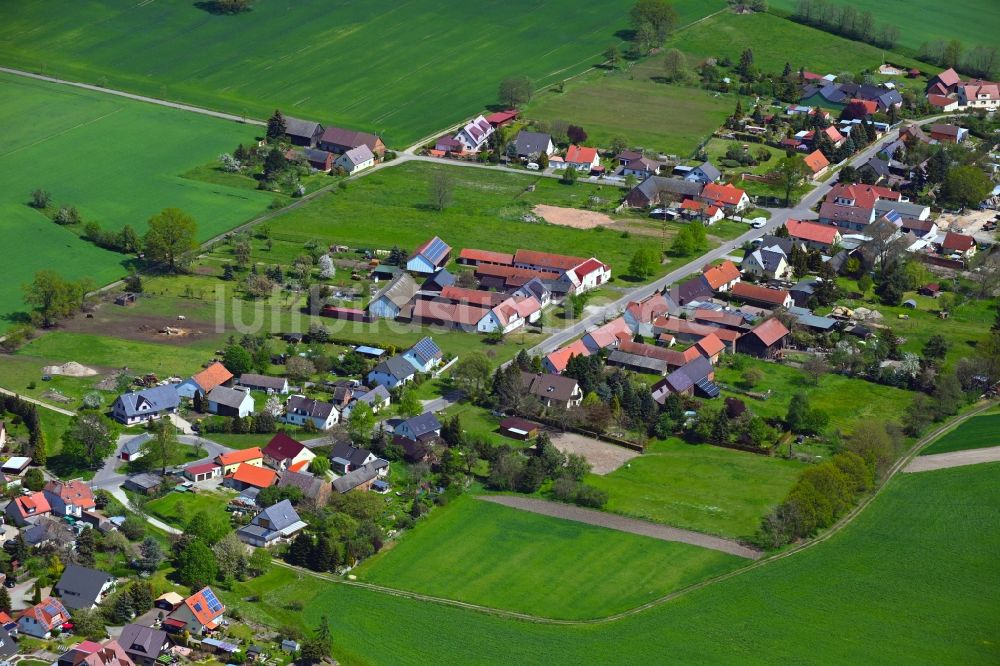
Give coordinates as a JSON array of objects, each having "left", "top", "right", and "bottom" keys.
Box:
[{"left": 145, "top": 489, "right": 233, "bottom": 530}]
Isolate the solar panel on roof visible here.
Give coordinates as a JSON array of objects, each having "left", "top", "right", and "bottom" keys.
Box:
[
  {"left": 202, "top": 588, "right": 223, "bottom": 613},
  {"left": 695, "top": 378, "right": 721, "bottom": 398},
  {"left": 422, "top": 237, "right": 450, "bottom": 263}
]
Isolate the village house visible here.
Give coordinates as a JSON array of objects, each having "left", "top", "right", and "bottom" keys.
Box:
[
  {"left": 680, "top": 199, "right": 724, "bottom": 224},
  {"left": 216, "top": 447, "right": 264, "bottom": 475},
  {"left": 695, "top": 333, "right": 726, "bottom": 364},
  {"left": 118, "top": 624, "right": 170, "bottom": 666},
  {"left": 111, "top": 386, "right": 179, "bottom": 425},
  {"left": 693, "top": 308, "right": 751, "bottom": 332},
  {"left": 957, "top": 80, "right": 1000, "bottom": 111},
  {"left": 557, "top": 144, "right": 600, "bottom": 172},
  {"left": 543, "top": 339, "right": 591, "bottom": 374},
  {"left": 939, "top": 232, "right": 977, "bottom": 259},
  {"left": 43, "top": 480, "right": 96, "bottom": 518},
  {"left": 175, "top": 362, "right": 233, "bottom": 399},
  {"left": 625, "top": 176, "right": 704, "bottom": 209},
  {"left": 741, "top": 238, "right": 793, "bottom": 280},
  {"left": 276, "top": 469, "right": 331, "bottom": 506},
  {"left": 282, "top": 395, "right": 339, "bottom": 430},
  {"left": 296, "top": 148, "right": 335, "bottom": 172},
  {"left": 785, "top": 219, "right": 841, "bottom": 251},
  {"left": 53, "top": 564, "right": 116, "bottom": 611},
  {"left": 520, "top": 372, "right": 583, "bottom": 409},
  {"left": 395, "top": 413, "right": 442, "bottom": 442},
  {"left": 929, "top": 124, "right": 968, "bottom": 144},
  {"left": 367, "top": 273, "right": 419, "bottom": 320},
  {"left": 454, "top": 115, "right": 494, "bottom": 152},
  {"left": 17, "top": 597, "right": 70, "bottom": 638},
  {"left": 731, "top": 282, "right": 793, "bottom": 309},
  {"left": 653, "top": 316, "right": 742, "bottom": 351},
  {"left": 237, "top": 373, "right": 289, "bottom": 394},
  {"left": 511, "top": 131, "right": 555, "bottom": 159},
  {"left": 818, "top": 183, "right": 901, "bottom": 232},
  {"left": 56, "top": 639, "right": 134, "bottom": 666},
  {"left": 682, "top": 161, "right": 721, "bottom": 184},
  {"left": 621, "top": 155, "right": 664, "bottom": 178},
  {"left": 581, "top": 317, "right": 632, "bottom": 353},
  {"left": 206, "top": 386, "right": 254, "bottom": 418},
  {"left": 282, "top": 117, "right": 324, "bottom": 147},
  {"left": 736, "top": 318, "right": 790, "bottom": 358},
  {"left": 670, "top": 274, "right": 714, "bottom": 306},
  {"left": 332, "top": 461, "right": 389, "bottom": 494},
  {"left": 166, "top": 588, "right": 225, "bottom": 635},
  {"left": 699, "top": 182, "right": 749, "bottom": 214},
  {"left": 237, "top": 500, "right": 308, "bottom": 547},
  {"left": 702, "top": 261, "right": 741, "bottom": 293},
  {"left": 367, "top": 355, "right": 417, "bottom": 389},
  {"left": 5, "top": 492, "right": 51, "bottom": 526},
  {"left": 623, "top": 292, "right": 676, "bottom": 335},
  {"left": 317, "top": 126, "right": 386, "bottom": 159},
  {"left": 225, "top": 463, "right": 277, "bottom": 491},
  {"left": 803, "top": 150, "right": 830, "bottom": 179},
  {"left": 329, "top": 441, "right": 380, "bottom": 474},
  {"left": 407, "top": 236, "right": 452, "bottom": 275},
  {"left": 334, "top": 144, "right": 375, "bottom": 174},
  {"left": 402, "top": 337, "right": 443, "bottom": 373},
  {"left": 651, "top": 355, "right": 719, "bottom": 402},
  {"left": 262, "top": 433, "right": 316, "bottom": 472}
]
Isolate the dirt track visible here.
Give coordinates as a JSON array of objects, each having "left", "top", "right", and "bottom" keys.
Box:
[
  {"left": 479, "top": 495, "right": 762, "bottom": 559},
  {"left": 903, "top": 446, "right": 1000, "bottom": 473}
]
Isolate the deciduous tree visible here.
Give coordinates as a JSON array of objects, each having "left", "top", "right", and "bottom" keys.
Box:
[{"left": 144, "top": 208, "right": 197, "bottom": 271}]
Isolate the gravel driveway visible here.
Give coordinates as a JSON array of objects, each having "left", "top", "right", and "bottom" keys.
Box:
[
  {"left": 550, "top": 432, "right": 640, "bottom": 475},
  {"left": 479, "top": 496, "right": 762, "bottom": 559}
]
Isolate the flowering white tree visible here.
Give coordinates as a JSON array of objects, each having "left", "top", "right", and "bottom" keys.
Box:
[
  {"left": 318, "top": 254, "right": 335, "bottom": 279},
  {"left": 219, "top": 153, "right": 242, "bottom": 173},
  {"left": 265, "top": 395, "right": 282, "bottom": 418}
]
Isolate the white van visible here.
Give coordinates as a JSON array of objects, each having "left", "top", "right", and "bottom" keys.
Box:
[{"left": 525, "top": 162, "right": 539, "bottom": 171}]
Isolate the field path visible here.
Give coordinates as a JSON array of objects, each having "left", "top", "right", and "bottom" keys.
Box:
[
  {"left": 0, "top": 66, "right": 264, "bottom": 126},
  {"left": 904, "top": 446, "right": 1000, "bottom": 473},
  {"left": 0, "top": 386, "right": 76, "bottom": 417},
  {"left": 478, "top": 495, "right": 762, "bottom": 559}
]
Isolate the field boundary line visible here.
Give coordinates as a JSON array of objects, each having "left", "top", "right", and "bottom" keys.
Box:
[{"left": 0, "top": 107, "right": 124, "bottom": 160}]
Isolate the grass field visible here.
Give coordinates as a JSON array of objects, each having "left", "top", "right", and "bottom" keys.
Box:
[
  {"left": 662, "top": 11, "right": 930, "bottom": 75},
  {"left": 768, "top": 1, "right": 998, "bottom": 53},
  {"left": 587, "top": 438, "right": 804, "bottom": 539},
  {"left": 713, "top": 357, "right": 916, "bottom": 435},
  {"left": 920, "top": 413, "right": 1000, "bottom": 456},
  {"left": 0, "top": 73, "right": 271, "bottom": 327},
  {"left": 0, "top": 0, "right": 726, "bottom": 147},
  {"left": 260, "top": 161, "right": 672, "bottom": 278},
  {"left": 221, "top": 463, "right": 1000, "bottom": 664},
  {"left": 524, "top": 79, "right": 732, "bottom": 157},
  {"left": 354, "top": 495, "right": 743, "bottom": 619},
  {"left": 145, "top": 490, "right": 232, "bottom": 530}
]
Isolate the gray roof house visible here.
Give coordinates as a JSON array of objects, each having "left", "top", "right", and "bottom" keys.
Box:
[
  {"left": 0, "top": 627, "right": 16, "bottom": 660},
  {"left": 353, "top": 384, "right": 391, "bottom": 412},
  {"left": 276, "top": 470, "right": 331, "bottom": 506},
  {"left": 684, "top": 161, "right": 721, "bottom": 184},
  {"left": 282, "top": 395, "right": 339, "bottom": 430},
  {"left": 53, "top": 564, "right": 116, "bottom": 610},
  {"left": 236, "top": 500, "right": 308, "bottom": 547},
  {"left": 119, "top": 623, "right": 170, "bottom": 666},
  {"left": 119, "top": 433, "right": 152, "bottom": 461},
  {"left": 332, "top": 460, "right": 389, "bottom": 493},
  {"left": 670, "top": 275, "right": 714, "bottom": 306},
  {"left": 237, "top": 373, "right": 289, "bottom": 394},
  {"left": 625, "top": 176, "right": 704, "bottom": 208},
  {"left": 395, "top": 413, "right": 442, "bottom": 442},
  {"left": 111, "top": 386, "right": 179, "bottom": 425},
  {"left": 329, "top": 442, "right": 378, "bottom": 474},
  {"left": 367, "top": 273, "right": 419, "bottom": 320},
  {"left": 403, "top": 336, "right": 442, "bottom": 372},
  {"left": 206, "top": 386, "right": 254, "bottom": 418},
  {"left": 283, "top": 117, "right": 324, "bottom": 147},
  {"left": 512, "top": 131, "right": 554, "bottom": 159},
  {"left": 367, "top": 355, "right": 416, "bottom": 389}
]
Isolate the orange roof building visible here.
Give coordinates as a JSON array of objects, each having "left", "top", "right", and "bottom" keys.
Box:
[
  {"left": 226, "top": 463, "right": 277, "bottom": 490},
  {"left": 216, "top": 447, "right": 264, "bottom": 474},
  {"left": 737, "top": 318, "right": 790, "bottom": 358},
  {"left": 6, "top": 492, "right": 52, "bottom": 526},
  {"left": 786, "top": 219, "right": 841, "bottom": 248},
  {"left": 544, "top": 339, "right": 591, "bottom": 374},
  {"left": 695, "top": 333, "right": 726, "bottom": 360},
  {"left": 457, "top": 248, "right": 514, "bottom": 266},
  {"left": 564, "top": 144, "right": 600, "bottom": 169},
  {"left": 803, "top": 150, "right": 830, "bottom": 176},
  {"left": 191, "top": 362, "right": 234, "bottom": 394},
  {"left": 168, "top": 587, "right": 226, "bottom": 634},
  {"left": 582, "top": 317, "right": 632, "bottom": 353},
  {"left": 731, "top": 282, "right": 793, "bottom": 308},
  {"left": 43, "top": 479, "right": 96, "bottom": 517},
  {"left": 702, "top": 261, "right": 742, "bottom": 291},
  {"left": 701, "top": 182, "right": 748, "bottom": 210}
]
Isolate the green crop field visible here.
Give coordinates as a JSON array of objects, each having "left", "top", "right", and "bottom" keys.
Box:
[
  {"left": 0, "top": 0, "right": 726, "bottom": 148},
  {"left": 0, "top": 73, "right": 271, "bottom": 327},
  {"left": 588, "top": 438, "right": 804, "bottom": 539},
  {"left": 259, "top": 161, "right": 671, "bottom": 278},
  {"left": 768, "top": 1, "right": 999, "bottom": 53},
  {"left": 524, "top": 78, "right": 733, "bottom": 157},
  {"left": 662, "top": 11, "right": 931, "bottom": 75},
  {"left": 353, "top": 495, "right": 743, "bottom": 619},
  {"left": 221, "top": 463, "right": 1000, "bottom": 664},
  {"left": 920, "top": 413, "right": 1000, "bottom": 456}
]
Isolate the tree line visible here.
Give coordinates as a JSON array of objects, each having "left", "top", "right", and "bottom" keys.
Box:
[{"left": 791, "top": 0, "right": 901, "bottom": 50}]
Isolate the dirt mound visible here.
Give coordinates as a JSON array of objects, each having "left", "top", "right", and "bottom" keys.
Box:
[
  {"left": 533, "top": 204, "right": 615, "bottom": 229},
  {"left": 42, "top": 361, "right": 98, "bottom": 377}
]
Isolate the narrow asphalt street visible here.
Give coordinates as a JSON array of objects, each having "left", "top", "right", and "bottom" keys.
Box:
[{"left": 92, "top": 434, "right": 233, "bottom": 492}]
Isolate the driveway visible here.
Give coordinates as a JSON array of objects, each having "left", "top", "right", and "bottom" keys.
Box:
[{"left": 93, "top": 434, "right": 233, "bottom": 491}]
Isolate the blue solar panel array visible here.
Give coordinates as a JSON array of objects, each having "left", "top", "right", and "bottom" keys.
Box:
[
  {"left": 882, "top": 209, "right": 902, "bottom": 224},
  {"left": 410, "top": 336, "right": 441, "bottom": 364},
  {"left": 202, "top": 588, "right": 224, "bottom": 613},
  {"left": 421, "top": 237, "right": 450, "bottom": 264}
]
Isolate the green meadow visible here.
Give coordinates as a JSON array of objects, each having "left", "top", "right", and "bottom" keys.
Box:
[
  {"left": 588, "top": 438, "right": 804, "bottom": 538},
  {"left": 0, "top": 0, "right": 725, "bottom": 147},
  {"left": 353, "top": 495, "right": 744, "bottom": 619},
  {"left": 221, "top": 463, "right": 1000, "bottom": 664},
  {"left": 0, "top": 73, "right": 271, "bottom": 327}
]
